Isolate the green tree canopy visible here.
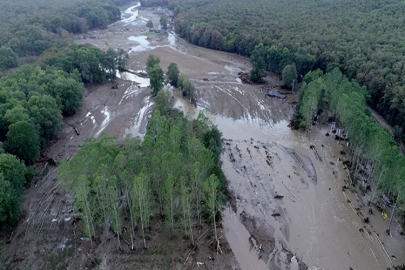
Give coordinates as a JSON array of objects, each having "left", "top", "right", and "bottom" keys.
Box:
[
  {"left": 149, "top": 64, "right": 164, "bottom": 96},
  {"left": 167, "top": 62, "right": 180, "bottom": 87},
  {"left": 146, "top": 54, "right": 160, "bottom": 73},
  {"left": 160, "top": 16, "right": 168, "bottom": 29},
  {"left": 146, "top": 19, "right": 154, "bottom": 30},
  {"left": 7, "top": 121, "right": 40, "bottom": 163},
  {"left": 282, "top": 64, "right": 297, "bottom": 88},
  {"left": 0, "top": 153, "right": 26, "bottom": 226}
]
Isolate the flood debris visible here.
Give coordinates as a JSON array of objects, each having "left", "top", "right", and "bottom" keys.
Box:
[
  {"left": 274, "top": 195, "right": 284, "bottom": 199},
  {"left": 267, "top": 89, "right": 286, "bottom": 99},
  {"left": 237, "top": 72, "right": 252, "bottom": 84}
]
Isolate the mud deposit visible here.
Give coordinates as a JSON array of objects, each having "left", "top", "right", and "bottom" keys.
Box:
[{"left": 2, "top": 2, "right": 405, "bottom": 270}]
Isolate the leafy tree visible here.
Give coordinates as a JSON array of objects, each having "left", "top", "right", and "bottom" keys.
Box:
[
  {"left": 203, "top": 126, "right": 224, "bottom": 164},
  {"left": 116, "top": 48, "right": 129, "bottom": 71},
  {"left": 3, "top": 106, "right": 30, "bottom": 125},
  {"left": 132, "top": 172, "right": 152, "bottom": 249},
  {"left": 0, "top": 153, "right": 26, "bottom": 226},
  {"left": 149, "top": 64, "right": 164, "bottom": 96},
  {"left": 0, "top": 46, "right": 18, "bottom": 70},
  {"left": 7, "top": 121, "right": 40, "bottom": 163},
  {"left": 282, "top": 64, "right": 298, "bottom": 88},
  {"left": 203, "top": 174, "right": 220, "bottom": 244},
  {"left": 163, "top": 174, "right": 177, "bottom": 233},
  {"left": 178, "top": 75, "right": 196, "bottom": 99},
  {"left": 167, "top": 62, "right": 180, "bottom": 87},
  {"left": 181, "top": 180, "right": 194, "bottom": 245},
  {"left": 160, "top": 16, "right": 168, "bottom": 30},
  {"left": 155, "top": 89, "right": 171, "bottom": 115},
  {"left": 146, "top": 54, "right": 160, "bottom": 73},
  {"left": 146, "top": 20, "right": 154, "bottom": 31},
  {"left": 249, "top": 68, "right": 267, "bottom": 83},
  {"left": 75, "top": 175, "right": 95, "bottom": 247},
  {"left": 27, "top": 94, "right": 63, "bottom": 144}
]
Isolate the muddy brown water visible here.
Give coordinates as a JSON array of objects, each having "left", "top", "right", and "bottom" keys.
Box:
[
  {"left": 3, "top": 2, "right": 404, "bottom": 270},
  {"left": 79, "top": 2, "right": 405, "bottom": 269}
]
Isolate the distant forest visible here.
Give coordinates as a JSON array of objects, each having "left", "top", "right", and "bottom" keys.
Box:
[
  {"left": 0, "top": 0, "right": 133, "bottom": 70},
  {"left": 165, "top": 0, "right": 405, "bottom": 136}
]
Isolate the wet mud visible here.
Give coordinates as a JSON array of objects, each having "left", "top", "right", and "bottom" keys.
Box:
[
  {"left": 77, "top": 3, "right": 405, "bottom": 269},
  {"left": 3, "top": 2, "right": 405, "bottom": 270}
]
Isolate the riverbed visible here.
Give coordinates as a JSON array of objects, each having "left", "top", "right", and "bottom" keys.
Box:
[
  {"left": 76, "top": 2, "right": 405, "bottom": 269},
  {"left": 3, "top": 2, "right": 405, "bottom": 270}
]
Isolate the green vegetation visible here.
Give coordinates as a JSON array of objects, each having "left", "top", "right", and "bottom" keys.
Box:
[
  {"left": 0, "top": 0, "right": 131, "bottom": 228},
  {"left": 146, "top": 54, "right": 160, "bottom": 73},
  {"left": 160, "top": 16, "right": 168, "bottom": 30},
  {"left": 172, "top": 0, "right": 405, "bottom": 134},
  {"left": 140, "top": 0, "right": 169, "bottom": 7},
  {"left": 146, "top": 20, "right": 154, "bottom": 31},
  {"left": 59, "top": 107, "right": 226, "bottom": 248},
  {"left": 0, "top": 0, "right": 132, "bottom": 71},
  {"left": 149, "top": 65, "right": 165, "bottom": 96},
  {"left": 167, "top": 63, "right": 180, "bottom": 87},
  {"left": 178, "top": 75, "right": 196, "bottom": 100},
  {"left": 0, "top": 154, "right": 26, "bottom": 227},
  {"left": 294, "top": 68, "right": 405, "bottom": 213}
]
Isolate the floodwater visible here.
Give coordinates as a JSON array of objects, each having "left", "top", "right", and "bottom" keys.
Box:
[{"left": 72, "top": 2, "right": 405, "bottom": 269}]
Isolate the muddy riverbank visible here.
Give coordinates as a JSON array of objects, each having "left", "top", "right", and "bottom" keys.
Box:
[{"left": 2, "top": 2, "right": 405, "bottom": 270}]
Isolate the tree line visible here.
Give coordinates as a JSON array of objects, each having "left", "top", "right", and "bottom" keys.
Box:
[
  {"left": 294, "top": 68, "right": 405, "bottom": 218},
  {"left": 170, "top": 0, "right": 405, "bottom": 140},
  {"left": 0, "top": 44, "right": 129, "bottom": 228},
  {"left": 58, "top": 106, "right": 226, "bottom": 249}
]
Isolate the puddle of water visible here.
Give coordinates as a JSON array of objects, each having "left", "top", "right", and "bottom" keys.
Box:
[
  {"left": 116, "top": 70, "right": 150, "bottom": 87},
  {"left": 121, "top": 3, "right": 141, "bottom": 24},
  {"left": 128, "top": 35, "right": 151, "bottom": 52},
  {"left": 95, "top": 106, "right": 111, "bottom": 137}
]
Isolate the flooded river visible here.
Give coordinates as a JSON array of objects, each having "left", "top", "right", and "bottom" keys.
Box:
[{"left": 71, "top": 2, "right": 405, "bottom": 269}]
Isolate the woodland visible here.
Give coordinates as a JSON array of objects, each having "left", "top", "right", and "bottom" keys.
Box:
[
  {"left": 0, "top": 0, "right": 132, "bottom": 227},
  {"left": 169, "top": 0, "right": 405, "bottom": 139}
]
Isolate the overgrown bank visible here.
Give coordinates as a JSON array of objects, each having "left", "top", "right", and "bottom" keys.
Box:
[{"left": 293, "top": 68, "right": 405, "bottom": 221}]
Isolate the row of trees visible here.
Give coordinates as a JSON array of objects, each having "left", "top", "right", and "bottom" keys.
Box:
[
  {"left": 294, "top": 68, "right": 405, "bottom": 215},
  {"left": 59, "top": 107, "right": 226, "bottom": 249},
  {"left": 171, "top": 0, "right": 405, "bottom": 138},
  {"left": 146, "top": 54, "right": 197, "bottom": 100}
]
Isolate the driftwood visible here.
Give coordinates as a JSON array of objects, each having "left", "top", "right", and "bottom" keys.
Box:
[{"left": 65, "top": 122, "right": 80, "bottom": 135}]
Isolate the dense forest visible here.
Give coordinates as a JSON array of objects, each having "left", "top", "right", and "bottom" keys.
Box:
[
  {"left": 58, "top": 105, "right": 226, "bottom": 249},
  {"left": 0, "top": 0, "right": 133, "bottom": 70},
  {"left": 169, "top": 0, "right": 405, "bottom": 138},
  {"left": 0, "top": 0, "right": 134, "bottom": 228}
]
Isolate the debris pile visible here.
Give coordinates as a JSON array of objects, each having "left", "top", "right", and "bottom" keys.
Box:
[{"left": 238, "top": 72, "right": 252, "bottom": 84}]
